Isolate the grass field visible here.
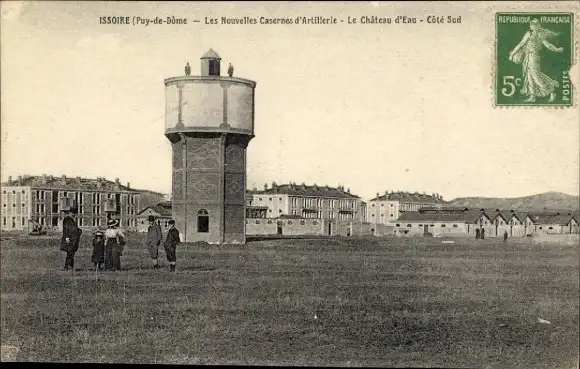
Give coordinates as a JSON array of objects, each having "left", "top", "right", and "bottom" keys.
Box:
[{"left": 1, "top": 233, "right": 578, "bottom": 367}]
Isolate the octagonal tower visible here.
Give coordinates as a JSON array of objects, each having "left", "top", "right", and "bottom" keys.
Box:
[{"left": 164, "top": 49, "right": 256, "bottom": 244}]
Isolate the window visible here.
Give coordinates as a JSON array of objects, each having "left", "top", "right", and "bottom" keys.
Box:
[
  {"left": 396, "top": 224, "right": 400, "bottom": 227},
  {"left": 300, "top": 220, "right": 305, "bottom": 225},
  {"left": 2, "top": 217, "right": 5, "bottom": 226},
  {"left": 197, "top": 209, "right": 209, "bottom": 233},
  {"left": 21, "top": 218, "right": 25, "bottom": 226},
  {"left": 441, "top": 224, "right": 446, "bottom": 227},
  {"left": 407, "top": 224, "right": 412, "bottom": 227},
  {"left": 208, "top": 59, "right": 220, "bottom": 75},
  {"left": 453, "top": 224, "right": 458, "bottom": 228}
]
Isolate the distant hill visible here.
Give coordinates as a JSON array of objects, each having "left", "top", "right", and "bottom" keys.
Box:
[{"left": 448, "top": 192, "right": 579, "bottom": 212}]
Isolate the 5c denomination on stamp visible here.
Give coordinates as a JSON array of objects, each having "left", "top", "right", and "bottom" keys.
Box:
[{"left": 495, "top": 13, "right": 574, "bottom": 107}]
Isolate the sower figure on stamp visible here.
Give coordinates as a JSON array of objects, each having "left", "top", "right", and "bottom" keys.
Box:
[
  {"left": 104, "top": 219, "right": 126, "bottom": 271},
  {"left": 60, "top": 208, "right": 82, "bottom": 271},
  {"left": 145, "top": 215, "right": 163, "bottom": 270},
  {"left": 164, "top": 219, "right": 180, "bottom": 272},
  {"left": 509, "top": 18, "right": 564, "bottom": 103}
]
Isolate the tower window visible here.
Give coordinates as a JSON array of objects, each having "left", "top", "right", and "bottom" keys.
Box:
[{"left": 197, "top": 209, "right": 209, "bottom": 233}]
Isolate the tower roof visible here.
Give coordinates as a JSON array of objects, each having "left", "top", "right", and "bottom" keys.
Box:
[{"left": 201, "top": 48, "right": 221, "bottom": 60}]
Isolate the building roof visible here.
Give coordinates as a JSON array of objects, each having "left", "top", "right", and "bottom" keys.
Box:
[
  {"left": 526, "top": 212, "right": 576, "bottom": 225},
  {"left": 1, "top": 174, "right": 139, "bottom": 193},
  {"left": 252, "top": 183, "right": 360, "bottom": 199},
  {"left": 137, "top": 201, "right": 172, "bottom": 217},
  {"left": 370, "top": 191, "right": 447, "bottom": 204},
  {"left": 397, "top": 210, "right": 490, "bottom": 223},
  {"left": 201, "top": 48, "right": 221, "bottom": 59}
]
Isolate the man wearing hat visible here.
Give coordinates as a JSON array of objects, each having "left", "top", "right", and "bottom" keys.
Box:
[
  {"left": 60, "top": 208, "right": 82, "bottom": 271},
  {"left": 145, "top": 215, "right": 163, "bottom": 270},
  {"left": 163, "top": 219, "right": 180, "bottom": 272}
]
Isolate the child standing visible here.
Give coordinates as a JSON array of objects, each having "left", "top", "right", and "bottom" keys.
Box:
[{"left": 91, "top": 231, "right": 105, "bottom": 270}]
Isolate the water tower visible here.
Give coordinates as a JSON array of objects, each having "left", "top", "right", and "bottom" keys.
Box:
[{"left": 164, "top": 49, "right": 256, "bottom": 244}]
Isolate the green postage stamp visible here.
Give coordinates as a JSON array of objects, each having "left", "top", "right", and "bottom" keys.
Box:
[{"left": 495, "top": 13, "right": 574, "bottom": 107}]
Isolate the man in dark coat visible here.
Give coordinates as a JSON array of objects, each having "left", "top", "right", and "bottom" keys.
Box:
[
  {"left": 481, "top": 228, "right": 486, "bottom": 240},
  {"left": 164, "top": 220, "right": 180, "bottom": 272},
  {"left": 145, "top": 215, "right": 163, "bottom": 270},
  {"left": 503, "top": 231, "right": 509, "bottom": 242},
  {"left": 60, "top": 209, "right": 82, "bottom": 271}
]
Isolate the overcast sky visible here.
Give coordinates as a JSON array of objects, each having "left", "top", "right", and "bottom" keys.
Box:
[{"left": 1, "top": 1, "right": 578, "bottom": 200}]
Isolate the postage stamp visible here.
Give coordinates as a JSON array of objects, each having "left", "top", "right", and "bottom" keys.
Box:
[{"left": 495, "top": 12, "right": 574, "bottom": 107}]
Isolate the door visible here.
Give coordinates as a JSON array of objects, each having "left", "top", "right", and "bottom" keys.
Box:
[
  {"left": 327, "top": 222, "right": 332, "bottom": 236},
  {"left": 277, "top": 224, "right": 283, "bottom": 235},
  {"left": 423, "top": 225, "right": 429, "bottom": 236}
]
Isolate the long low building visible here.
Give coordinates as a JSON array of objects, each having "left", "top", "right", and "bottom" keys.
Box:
[{"left": 396, "top": 208, "right": 579, "bottom": 237}]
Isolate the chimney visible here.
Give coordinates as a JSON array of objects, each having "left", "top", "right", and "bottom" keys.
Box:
[
  {"left": 376, "top": 192, "right": 380, "bottom": 199},
  {"left": 8, "top": 176, "right": 12, "bottom": 184},
  {"left": 18, "top": 175, "right": 22, "bottom": 182},
  {"left": 263, "top": 183, "right": 268, "bottom": 191},
  {"left": 115, "top": 178, "right": 120, "bottom": 184},
  {"left": 347, "top": 188, "right": 350, "bottom": 193},
  {"left": 42, "top": 174, "right": 47, "bottom": 185},
  {"left": 127, "top": 182, "right": 131, "bottom": 189}
]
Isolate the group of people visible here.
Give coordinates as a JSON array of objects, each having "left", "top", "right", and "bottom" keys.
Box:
[
  {"left": 59, "top": 211, "right": 181, "bottom": 272},
  {"left": 474, "top": 227, "right": 509, "bottom": 242}
]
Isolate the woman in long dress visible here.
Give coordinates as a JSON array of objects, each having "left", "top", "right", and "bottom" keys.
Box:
[
  {"left": 104, "top": 219, "right": 126, "bottom": 271},
  {"left": 509, "top": 18, "right": 564, "bottom": 103}
]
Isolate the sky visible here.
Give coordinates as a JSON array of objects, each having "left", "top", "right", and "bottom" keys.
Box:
[{"left": 1, "top": 1, "right": 579, "bottom": 201}]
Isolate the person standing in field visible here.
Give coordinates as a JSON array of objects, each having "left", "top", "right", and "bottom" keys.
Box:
[
  {"left": 104, "top": 219, "right": 126, "bottom": 271},
  {"left": 503, "top": 231, "right": 509, "bottom": 243},
  {"left": 481, "top": 227, "right": 486, "bottom": 240},
  {"left": 475, "top": 228, "right": 481, "bottom": 239},
  {"left": 164, "top": 220, "right": 180, "bottom": 272},
  {"left": 145, "top": 215, "right": 163, "bottom": 270},
  {"left": 60, "top": 209, "right": 82, "bottom": 271},
  {"left": 91, "top": 231, "right": 105, "bottom": 270}
]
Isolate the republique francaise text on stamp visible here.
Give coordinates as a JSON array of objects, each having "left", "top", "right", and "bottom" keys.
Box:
[{"left": 495, "top": 13, "right": 574, "bottom": 107}]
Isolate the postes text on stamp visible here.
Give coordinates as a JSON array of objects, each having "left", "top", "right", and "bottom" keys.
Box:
[{"left": 495, "top": 13, "right": 574, "bottom": 107}]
